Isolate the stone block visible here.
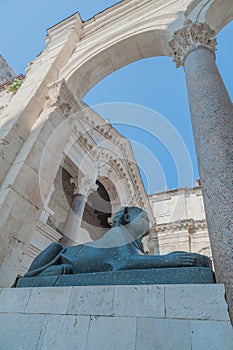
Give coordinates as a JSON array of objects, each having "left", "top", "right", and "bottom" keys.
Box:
[
  {"left": 165, "top": 284, "right": 230, "bottom": 321},
  {"left": 16, "top": 267, "right": 215, "bottom": 288},
  {"left": 37, "top": 118, "right": 55, "bottom": 146},
  {"left": 25, "top": 287, "right": 72, "bottom": 314},
  {"left": 42, "top": 113, "right": 72, "bottom": 154},
  {"left": 0, "top": 188, "right": 39, "bottom": 244},
  {"left": 13, "top": 97, "right": 44, "bottom": 140},
  {"left": 1, "top": 161, "right": 42, "bottom": 209},
  {"left": 68, "top": 286, "right": 115, "bottom": 316},
  {"left": 78, "top": 51, "right": 116, "bottom": 91},
  {"left": 137, "top": 31, "right": 169, "bottom": 58},
  {"left": 190, "top": 320, "right": 233, "bottom": 350},
  {"left": 0, "top": 288, "right": 31, "bottom": 313},
  {"left": 109, "top": 35, "right": 142, "bottom": 69},
  {"left": 38, "top": 146, "right": 63, "bottom": 184},
  {"left": 0, "top": 156, "right": 10, "bottom": 185},
  {"left": 1, "top": 129, "right": 24, "bottom": 164},
  {"left": 85, "top": 316, "right": 136, "bottom": 350},
  {"left": 0, "top": 313, "right": 46, "bottom": 350},
  {"left": 37, "top": 315, "right": 90, "bottom": 350},
  {"left": 113, "top": 285, "right": 165, "bottom": 318},
  {"left": 0, "top": 238, "right": 25, "bottom": 287},
  {"left": 136, "top": 318, "right": 191, "bottom": 350}
]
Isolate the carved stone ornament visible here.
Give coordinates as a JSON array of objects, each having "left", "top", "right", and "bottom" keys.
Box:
[
  {"left": 169, "top": 21, "right": 217, "bottom": 68},
  {"left": 70, "top": 175, "right": 98, "bottom": 198},
  {"left": 0, "top": 138, "right": 9, "bottom": 155},
  {"left": 46, "top": 79, "right": 80, "bottom": 117}
]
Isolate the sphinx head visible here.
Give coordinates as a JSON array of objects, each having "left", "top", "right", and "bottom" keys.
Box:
[{"left": 112, "top": 206, "right": 150, "bottom": 240}]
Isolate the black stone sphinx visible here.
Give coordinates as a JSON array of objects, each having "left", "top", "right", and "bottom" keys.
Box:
[{"left": 16, "top": 207, "right": 214, "bottom": 287}]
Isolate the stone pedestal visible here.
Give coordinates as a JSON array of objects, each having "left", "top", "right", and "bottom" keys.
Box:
[
  {"left": 0, "top": 285, "right": 232, "bottom": 349},
  {"left": 16, "top": 267, "right": 215, "bottom": 288}
]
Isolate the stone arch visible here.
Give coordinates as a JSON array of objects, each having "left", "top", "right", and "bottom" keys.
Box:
[
  {"left": 56, "top": 0, "right": 233, "bottom": 100},
  {"left": 97, "top": 176, "right": 120, "bottom": 216},
  {"left": 61, "top": 30, "right": 170, "bottom": 99},
  {"left": 205, "top": 0, "right": 233, "bottom": 33}
]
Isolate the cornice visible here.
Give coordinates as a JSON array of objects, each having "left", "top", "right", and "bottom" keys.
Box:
[{"left": 154, "top": 219, "right": 208, "bottom": 233}]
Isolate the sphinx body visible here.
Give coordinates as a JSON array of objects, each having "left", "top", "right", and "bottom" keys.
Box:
[{"left": 23, "top": 207, "right": 212, "bottom": 278}]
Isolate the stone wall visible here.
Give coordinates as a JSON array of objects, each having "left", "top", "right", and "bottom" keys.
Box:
[
  {"left": 148, "top": 187, "right": 212, "bottom": 258},
  {"left": 0, "top": 284, "right": 232, "bottom": 349}
]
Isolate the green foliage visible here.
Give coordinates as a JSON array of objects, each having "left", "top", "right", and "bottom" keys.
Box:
[{"left": 7, "top": 78, "right": 24, "bottom": 94}]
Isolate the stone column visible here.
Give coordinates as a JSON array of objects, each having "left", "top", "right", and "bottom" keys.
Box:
[
  {"left": 61, "top": 176, "right": 98, "bottom": 246},
  {"left": 169, "top": 21, "right": 233, "bottom": 321}
]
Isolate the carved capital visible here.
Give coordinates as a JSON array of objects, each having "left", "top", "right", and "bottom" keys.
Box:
[
  {"left": 46, "top": 79, "right": 80, "bottom": 117},
  {"left": 70, "top": 176, "right": 98, "bottom": 198},
  {"left": 169, "top": 21, "right": 217, "bottom": 68}
]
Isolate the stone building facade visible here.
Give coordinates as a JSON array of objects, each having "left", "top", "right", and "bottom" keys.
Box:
[
  {"left": 0, "top": 78, "right": 153, "bottom": 277},
  {"left": 147, "top": 186, "right": 211, "bottom": 259}
]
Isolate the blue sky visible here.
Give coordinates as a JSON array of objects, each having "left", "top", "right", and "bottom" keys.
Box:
[{"left": 1, "top": 1, "right": 232, "bottom": 193}]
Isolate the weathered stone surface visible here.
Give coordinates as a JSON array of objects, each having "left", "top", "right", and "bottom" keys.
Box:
[
  {"left": 0, "top": 287, "right": 31, "bottom": 313},
  {"left": 165, "top": 284, "right": 230, "bottom": 321},
  {"left": 16, "top": 267, "right": 215, "bottom": 288},
  {"left": 0, "top": 284, "right": 232, "bottom": 349},
  {"left": 85, "top": 316, "right": 136, "bottom": 350},
  {"left": 37, "top": 315, "right": 90, "bottom": 350},
  {"left": 25, "top": 287, "right": 72, "bottom": 314},
  {"left": 136, "top": 318, "right": 191, "bottom": 350},
  {"left": 68, "top": 286, "right": 115, "bottom": 316},
  {"left": 190, "top": 320, "right": 233, "bottom": 350},
  {"left": 113, "top": 285, "right": 164, "bottom": 318},
  {"left": 0, "top": 313, "right": 46, "bottom": 349}
]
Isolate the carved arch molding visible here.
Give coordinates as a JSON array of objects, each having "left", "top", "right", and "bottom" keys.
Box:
[{"left": 53, "top": 0, "right": 233, "bottom": 99}]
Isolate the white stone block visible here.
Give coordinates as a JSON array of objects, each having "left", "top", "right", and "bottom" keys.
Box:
[
  {"left": 0, "top": 288, "right": 31, "bottom": 313},
  {"left": 85, "top": 316, "right": 136, "bottom": 350},
  {"left": 37, "top": 118, "right": 54, "bottom": 144},
  {"left": 0, "top": 313, "right": 46, "bottom": 350},
  {"left": 1, "top": 129, "right": 24, "bottom": 164},
  {"left": 0, "top": 157, "right": 10, "bottom": 185},
  {"left": 190, "top": 320, "right": 233, "bottom": 350},
  {"left": 0, "top": 189, "right": 39, "bottom": 244},
  {"left": 68, "top": 286, "right": 115, "bottom": 316},
  {"left": 37, "top": 315, "right": 90, "bottom": 350},
  {"left": 25, "top": 287, "right": 72, "bottom": 314},
  {"left": 165, "top": 284, "right": 230, "bottom": 321},
  {"left": 136, "top": 318, "right": 192, "bottom": 350},
  {"left": 113, "top": 285, "right": 165, "bottom": 318}
]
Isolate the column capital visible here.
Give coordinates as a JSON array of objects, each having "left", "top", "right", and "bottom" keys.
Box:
[
  {"left": 70, "top": 175, "right": 98, "bottom": 198},
  {"left": 169, "top": 21, "right": 217, "bottom": 68}
]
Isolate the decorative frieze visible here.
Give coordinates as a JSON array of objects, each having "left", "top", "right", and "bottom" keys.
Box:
[
  {"left": 152, "top": 219, "right": 208, "bottom": 234},
  {"left": 169, "top": 21, "right": 217, "bottom": 68}
]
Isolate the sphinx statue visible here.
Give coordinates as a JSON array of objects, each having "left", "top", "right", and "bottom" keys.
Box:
[{"left": 22, "top": 206, "right": 211, "bottom": 279}]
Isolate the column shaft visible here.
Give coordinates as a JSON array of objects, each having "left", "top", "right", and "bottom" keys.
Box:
[
  {"left": 61, "top": 194, "right": 86, "bottom": 246},
  {"left": 184, "top": 46, "right": 233, "bottom": 319}
]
